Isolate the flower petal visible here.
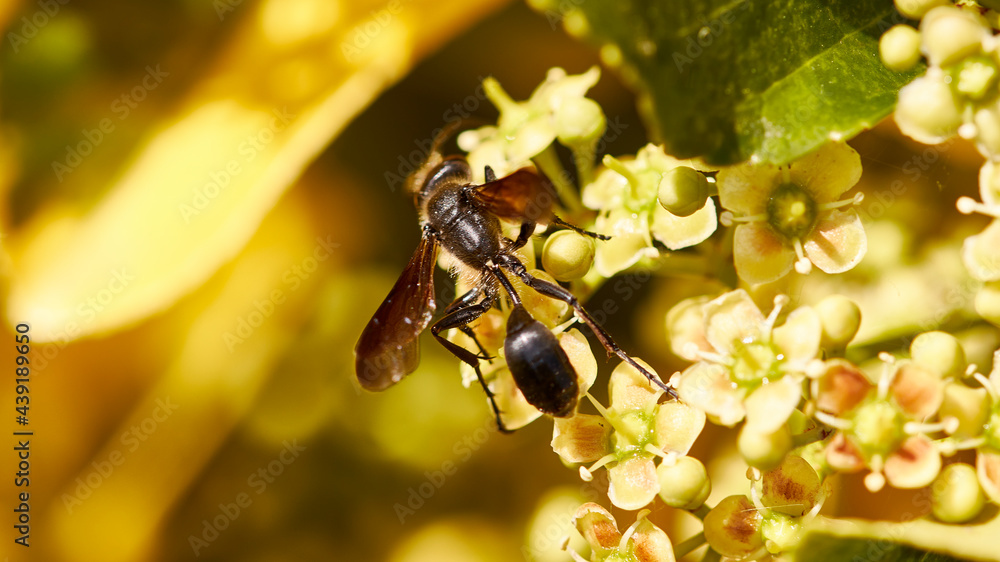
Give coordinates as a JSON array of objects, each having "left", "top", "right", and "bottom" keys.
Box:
[
  {"left": 884, "top": 435, "right": 941, "bottom": 489},
  {"left": 573, "top": 502, "right": 621, "bottom": 553},
  {"left": 609, "top": 358, "right": 664, "bottom": 411},
  {"left": 826, "top": 432, "right": 865, "bottom": 472},
  {"left": 583, "top": 166, "right": 630, "bottom": 210},
  {"left": 733, "top": 223, "right": 795, "bottom": 285},
  {"left": 889, "top": 362, "right": 943, "bottom": 420},
  {"left": 962, "top": 220, "right": 1000, "bottom": 282},
  {"left": 490, "top": 368, "right": 544, "bottom": 431},
  {"left": 632, "top": 519, "right": 676, "bottom": 562},
  {"left": 772, "top": 306, "right": 822, "bottom": 366},
  {"left": 677, "top": 363, "right": 746, "bottom": 426},
  {"left": 803, "top": 209, "right": 867, "bottom": 274},
  {"left": 976, "top": 449, "right": 1000, "bottom": 504},
  {"left": 979, "top": 160, "right": 1000, "bottom": 209},
  {"left": 703, "top": 289, "right": 766, "bottom": 356},
  {"left": 744, "top": 376, "right": 803, "bottom": 435},
  {"left": 654, "top": 401, "right": 706, "bottom": 455},
  {"left": 665, "top": 295, "right": 713, "bottom": 361},
  {"left": 552, "top": 414, "right": 612, "bottom": 463},
  {"left": 560, "top": 328, "right": 598, "bottom": 394},
  {"left": 593, "top": 209, "right": 656, "bottom": 277},
  {"left": 716, "top": 163, "right": 781, "bottom": 216},
  {"left": 812, "top": 359, "right": 872, "bottom": 416},
  {"left": 650, "top": 197, "right": 718, "bottom": 250},
  {"left": 787, "top": 142, "right": 862, "bottom": 202},
  {"left": 608, "top": 456, "right": 659, "bottom": 510}
]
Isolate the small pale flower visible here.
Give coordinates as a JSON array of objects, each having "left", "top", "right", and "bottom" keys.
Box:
[
  {"left": 669, "top": 290, "right": 820, "bottom": 432},
  {"left": 571, "top": 503, "right": 675, "bottom": 562},
  {"left": 552, "top": 360, "right": 705, "bottom": 511},
  {"left": 581, "top": 144, "right": 717, "bottom": 276},
  {"left": 715, "top": 142, "right": 866, "bottom": 285},
  {"left": 959, "top": 162, "right": 1000, "bottom": 280}
]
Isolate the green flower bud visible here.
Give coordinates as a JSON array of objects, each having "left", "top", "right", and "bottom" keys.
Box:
[
  {"left": 910, "top": 331, "right": 966, "bottom": 379},
  {"left": 975, "top": 281, "right": 1000, "bottom": 326},
  {"left": 921, "top": 7, "right": 987, "bottom": 68},
  {"left": 541, "top": 230, "right": 596, "bottom": 281},
  {"left": 704, "top": 495, "right": 764, "bottom": 559},
  {"left": 761, "top": 455, "right": 822, "bottom": 517},
  {"left": 814, "top": 295, "right": 861, "bottom": 352},
  {"left": 852, "top": 400, "right": 905, "bottom": 458},
  {"left": 894, "top": 0, "right": 948, "bottom": 19},
  {"left": 738, "top": 424, "right": 792, "bottom": 471},
  {"left": 895, "top": 75, "right": 963, "bottom": 144},
  {"left": 951, "top": 55, "right": 999, "bottom": 101},
  {"left": 657, "top": 166, "right": 710, "bottom": 217},
  {"left": 932, "top": 463, "right": 985, "bottom": 523},
  {"left": 554, "top": 97, "right": 606, "bottom": 146},
  {"left": 880, "top": 25, "right": 922, "bottom": 72},
  {"left": 656, "top": 456, "right": 711, "bottom": 510},
  {"left": 939, "top": 383, "right": 989, "bottom": 438}
]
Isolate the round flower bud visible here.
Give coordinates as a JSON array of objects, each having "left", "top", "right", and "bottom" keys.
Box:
[
  {"left": 541, "top": 230, "right": 595, "bottom": 281},
  {"left": 920, "top": 7, "right": 987, "bottom": 68},
  {"left": 880, "top": 25, "right": 922, "bottom": 72},
  {"left": 657, "top": 166, "right": 710, "bottom": 217},
  {"left": 895, "top": 75, "right": 964, "bottom": 144},
  {"left": 814, "top": 294, "right": 861, "bottom": 351},
  {"left": 704, "top": 495, "right": 764, "bottom": 559},
  {"left": 974, "top": 281, "right": 1000, "bottom": 326},
  {"left": 656, "top": 456, "right": 711, "bottom": 510},
  {"left": 761, "top": 455, "right": 822, "bottom": 517},
  {"left": 910, "top": 331, "right": 965, "bottom": 378},
  {"left": 939, "top": 383, "right": 989, "bottom": 438},
  {"left": 894, "top": 0, "right": 947, "bottom": 19},
  {"left": 554, "top": 97, "right": 606, "bottom": 146},
  {"left": 738, "top": 424, "right": 792, "bottom": 471},
  {"left": 932, "top": 463, "right": 985, "bottom": 523}
]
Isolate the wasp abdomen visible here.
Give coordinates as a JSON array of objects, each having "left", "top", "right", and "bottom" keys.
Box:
[{"left": 503, "top": 305, "right": 579, "bottom": 418}]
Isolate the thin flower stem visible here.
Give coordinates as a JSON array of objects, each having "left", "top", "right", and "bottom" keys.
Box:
[
  {"left": 690, "top": 503, "right": 712, "bottom": 520},
  {"left": 571, "top": 143, "right": 597, "bottom": 187},
  {"left": 534, "top": 145, "right": 583, "bottom": 216},
  {"left": 700, "top": 546, "right": 722, "bottom": 562},
  {"left": 673, "top": 531, "right": 707, "bottom": 559}
]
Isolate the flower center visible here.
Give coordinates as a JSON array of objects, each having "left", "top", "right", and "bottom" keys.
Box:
[
  {"left": 611, "top": 410, "right": 654, "bottom": 456},
  {"left": 767, "top": 183, "right": 818, "bottom": 240},
  {"left": 950, "top": 55, "right": 999, "bottom": 102},
  {"left": 984, "top": 409, "right": 1000, "bottom": 451},
  {"left": 730, "top": 339, "right": 783, "bottom": 386},
  {"left": 851, "top": 400, "right": 905, "bottom": 458}
]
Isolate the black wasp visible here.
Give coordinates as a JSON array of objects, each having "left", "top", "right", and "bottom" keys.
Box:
[{"left": 354, "top": 126, "right": 673, "bottom": 431}]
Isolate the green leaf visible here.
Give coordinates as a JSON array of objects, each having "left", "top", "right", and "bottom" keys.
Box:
[
  {"left": 792, "top": 533, "right": 967, "bottom": 562},
  {"left": 549, "top": 0, "right": 923, "bottom": 165}
]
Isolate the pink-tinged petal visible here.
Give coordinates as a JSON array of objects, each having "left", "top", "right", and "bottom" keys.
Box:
[
  {"left": 654, "top": 401, "right": 706, "bottom": 455},
  {"left": 666, "top": 295, "right": 713, "bottom": 361},
  {"left": 677, "top": 363, "right": 746, "bottom": 426},
  {"left": 804, "top": 209, "right": 867, "bottom": 274},
  {"left": 962, "top": 220, "right": 1000, "bottom": 282},
  {"left": 552, "top": 414, "right": 612, "bottom": 463},
  {"left": 884, "top": 435, "right": 941, "bottom": 489},
  {"left": 733, "top": 223, "right": 795, "bottom": 285},
  {"left": 593, "top": 209, "right": 657, "bottom": 277},
  {"left": 787, "top": 142, "right": 862, "bottom": 202},
  {"left": 631, "top": 519, "right": 676, "bottom": 562},
  {"left": 744, "top": 376, "right": 803, "bottom": 435},
  {"left": 976, "top": 449, "right": 1000, "bottom": 504},
  {"left": 608, "top": 456, "right": 659, "bottom": 510},
  {"left": 650, "top": 197, "right": 718, "bottom": 250},
  {"left": 490, "top": 368, "right": 544, "bottom": 431},
  {"left": 703, "top": 289, "right": 767, "bottom": 357},
  {"left": 889, "top": 362, "right": 944, "bottom": 420},
  {"left": 812, "top": 359, "right": 873, "bottom": 416},
  {"left": 574, "top": 502, "right": 621, "bottom": 553},
  {"left": 716, "top": 163, "right": 781, "bottom": 216},
  {"left": 826, "top": 432, "right": 865, "bottom": 472},
  {"left": 772, "top": 307, "right": 822, "bottom": 365},
  {"left": 609, "top": 358, "right": 664, "bottom": 411}
]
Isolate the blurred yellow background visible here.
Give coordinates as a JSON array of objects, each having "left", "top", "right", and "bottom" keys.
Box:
[{"left": 0, "top": 0, "right": 662, "bottom": 560}]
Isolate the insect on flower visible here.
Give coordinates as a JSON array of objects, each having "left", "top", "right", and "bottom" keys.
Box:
[{"left": 354, "top": 124, "right": 674, "bottom": 431}]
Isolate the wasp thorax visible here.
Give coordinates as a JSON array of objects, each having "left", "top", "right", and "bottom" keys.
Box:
[{"left": 767, "top": 183, "right": 818, "bottom": 240}]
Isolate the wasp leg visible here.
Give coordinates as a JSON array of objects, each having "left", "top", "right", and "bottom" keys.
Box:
[
  {"left": 443, "top": 287, "right": 492, "bottom": 360},
  {"left": 495, "top": 253, "right": 677, "bottom": 398},
  {"left": 430, "top": 295, "right": 513, "bottom": 433},
  {"left": 552, "top": 215, "right": 611, "bottom": 241}
]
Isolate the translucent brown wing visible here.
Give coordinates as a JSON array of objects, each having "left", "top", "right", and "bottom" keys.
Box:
[
  {"left": 470, "top": 168, "right": 557, "bottom": 224},
  {"left": 355, "top": 235, "right": 438, "bottom": 391}
]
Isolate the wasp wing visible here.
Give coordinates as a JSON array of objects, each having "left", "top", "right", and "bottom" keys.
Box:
[
  {"left": 355, "top": 235, "right": 438, "bottom": 391},
  {"left": 469, "top": 168, "right": 557, "bottom": 224}
]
